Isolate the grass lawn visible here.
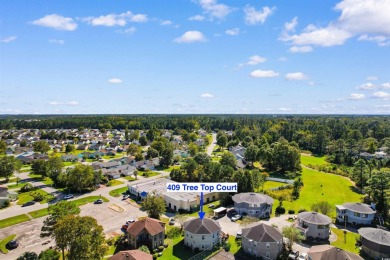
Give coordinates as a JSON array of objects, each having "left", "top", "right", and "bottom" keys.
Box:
[
  {"left": 102, "top": 153, "right": 126, "bottom": 159},
  {"left": 142, "top": 171, "right": 161, "bottom": 178},
  {"left": 273, "top": 167, "right": 363, "bottom": 218},
  {"left": 28, "top": 208, "right": 49, "bottom": 219},
  {"left": 72, "top": 196, "right": 109, "bottom": 207},
  {"left": 108, "top": 179, "right": 124, "bottom": 186},
  {"left": 42, "top": 177, "right": 54, "bottom": 186},
  {"left": 301, "top": 154, "right": 329, "bottom": 167},
  {"left": 109, "top": 187, "right": 128, "bottom": 197},
  {"left": 331, "top": 228, "right": 360, "bottom": 254},
  {"left": 0, "top": 214, "right": 30, "bottom": 229},
  {"left": 262, "top": 181, "right": 287, "bottom": 190},
  {"left": 123, "top": 176, "right": 136, "bottom": 181},
  {"left": 63, "top": 161, "right": 77, "bottom": 167},
  {"left": 16, "top": 189, "right": 52, "bottom": 205},
  {"left": 0, "top": 234, "right": 16, "bottom": 254},
  {"left": 227, "top": 235, "right": 240, "bottom": 254},
  {"left": 7, "top": 182, "right": 29, "bottom": 190},
  {"left": 185, "top": 200, "right": 221, "bottom": 218}
]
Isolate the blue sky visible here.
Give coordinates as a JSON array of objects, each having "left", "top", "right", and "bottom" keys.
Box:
[{"left": 0, "top": 0, "right": 389, "bottom": 114}]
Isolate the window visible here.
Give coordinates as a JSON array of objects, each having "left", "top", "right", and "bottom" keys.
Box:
[
  {"left": 159, "top": 233, "right": 162, "bottom": 239},
  {"left": 154, "top": 236, "right": 157, "bottom": 241},
  {"left": 354, "top": 212, "right": 361, "bottom": 217},
  {"left": 202, "top": 235, "right": 205, "bottom": 240},
  {"left": 362, "top": 214, "right": 368, "bottom": 218},
  {"left": 213, "top": 234, "right": 214, "bottom": 238},
  {"left": 266, "top": 242, "right": 270, "bottom": 248},
  {"left": 266, "top": 252, "right": 270, "bottom": 258},
  {"left": 254, "top": 204, "right": 257, "bottom": 208}
]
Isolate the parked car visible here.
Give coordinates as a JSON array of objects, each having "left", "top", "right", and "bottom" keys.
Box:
[
  {"left": 208, "top": 204, "right": 215, "bottom": 208},
  {"left": 6, "top": 240, "right": 19, "bottom": 249},
  {"left": 126, "top": 219, "right": 135, "bottom": 224},
  {"left": 63, "top": 194, "right": 74, "bottom": 200},
  {"left": 236, "top": 230, "right": 242, "bottom": 239},
  {"left": 231, "top": 214, "right": 242, "bottom": 222},
  {"left": 169, "top": 217, "right": 175, "bottom": 225},
  {"left": 94, "top": 199, "right": 103, "bottom": 204},
  {"left": 122, "top": 194, "right": 130, "bottom": 200},
  {"left": 22, "top": 201, "right": 36, "bottom": 207},
  {"left": 288, "top": 250, "right": 300, "bottom": 259},
  {"left": 298, "top": 253, "right": 308, "bottom": 260}
]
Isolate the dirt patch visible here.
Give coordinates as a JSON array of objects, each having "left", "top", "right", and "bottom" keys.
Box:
[{"left": 108, "top": 204, "right": 124, "bottom": 212}]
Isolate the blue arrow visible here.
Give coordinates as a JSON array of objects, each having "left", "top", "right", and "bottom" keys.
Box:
[{"left": 198, "top": 192, "right": 205, "bottom": 220}]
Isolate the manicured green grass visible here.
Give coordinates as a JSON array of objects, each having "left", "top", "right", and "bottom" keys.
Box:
[
  {"left": 0, "top": 234, "right": 16, "bottom": 254},
  {"left": 109, "top": 187, "right": 128, "bottom": 197},
  {"left": 108, "top": 179, "right": 124, "bottom": 186},
  {"left": 7, "top": 182, "right": 29, "bottom": 190},
  {"left": 29, "top": 208, "right": 49, "bottom": 219},
  {"left": 186, "top": 200, "right": 221, "bottom": 218},
  {"left": 263, "top": 181, "right": 287, "bottom": 190},
  {"left": 63, "top": 161, "right": 77, "bottom": 166},
  {"left": 72, "top": 196, "right": 109, "bottom": 206},
  {"left": 102, "top": 153, "right": 126, "bottom": 159},
  {"left": 140, "top": 171, "right": 161, "bottom": 178},
  {"left": 273, "top": 167, "right": 363, "bottom": 218},
  {"left": 331, "top": 228, "right": 360, "bottom": 254},
  {"left": 0, "top": 214, "right": 30, "bottom": 229},
  {"left": 17, "top": 189, "right": 51, "bottom": 205},
  {"left": 228, "top": 236, "right": 240, "bottom": 254},
  {"left": 123, "top": 176, "right": 136, "bottom": 181},
  {"left": 301, "top": 154, "right": 329, "bottom": 166},
  {"left": 42, "top": 177, "right": 54, "bottom": 186}
]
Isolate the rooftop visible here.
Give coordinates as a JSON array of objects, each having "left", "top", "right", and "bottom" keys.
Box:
[
  {"left": 298, "top": 211, "right": 332, "bottom": 225},
  {"left": 358, "top": 228, "right": 390, "bottom": 246},
  {"left": 183, "top": 217, "right": 221, "bottom": 235},
  {"left": 232, "top": 192, "right": 274, "bottom": 205}
]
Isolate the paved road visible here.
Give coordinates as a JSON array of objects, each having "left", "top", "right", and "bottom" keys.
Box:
[{"left": 206, "top": 133, "right": 217, "bottom": 156}]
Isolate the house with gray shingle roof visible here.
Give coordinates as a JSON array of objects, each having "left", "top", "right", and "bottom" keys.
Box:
[
  {"left": 336, "top": 202, "right": 375, "bottom": 225},
  {"left": 308, "top": 245, "right": 363, "bottom": 260},
  {"left": 358, "top": 227, "right": 390, "bottom": 259},
  {"left": 232, "top": 193, "right": 273, "bottom": 218},
  {"left": 296, "top": 211, "right": 332, "bottom": 240},
  {"left": 183, "top": 218, "right": 221, "bottom": 251},
  {"left": 241, "top": 223, "right": 283, "bottom": 259}
]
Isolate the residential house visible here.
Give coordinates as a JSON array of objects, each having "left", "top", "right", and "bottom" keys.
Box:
[
  {"left": 308, "top": 245, "right": 363, "bottom": 260},
  {"left": 109, "top": 250, "right": 152, "bottom": 260},
  {"left": 183, "top": 218, "right": 221, "bottom": 251},
  {"left": 336, "top": 202, "right": 375, "bottom": 226},
  {"left": 61, "top": 154, "right": 79, "bottom": 162},
  {"left": 232, "top": 193, "right": 273, "bottom": 218},
  {"left": 241, "top": 223, "right": 283, "bottom": 259},
  {"left": 0, "top": 186, "right": 18, "bottom": 207},
  {"left": 358, "top": 227, "right": 390, "bottom": 259},
  {"left": 126, "top": 218, "right": 165, "bottom": 250},
  {"left": 296, "top": 212, "right": 332, "bottom": 240}
]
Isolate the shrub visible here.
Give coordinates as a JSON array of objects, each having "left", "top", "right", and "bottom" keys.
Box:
[
  {"left": 30, "top": 191, "right": 44, "bottom": 202},
  {"left": 2, "top": 200, "right": 10, "bottom": 208},
  {"left": 167, "top": 227, "right": 181, "bottom": 239},
  {"left": 143, "top": 172, "right": 149, "bottom": 178},
  {"left": 288, "top": 210, "right": 295, "bottom": 214},
  {"left": 153, "top": 249, "right": 158, "bottom": 253},
  {"left": 298, "top": 209, "right": 307, "bottom": 213},
  {"left": 158, "top": 246, "right": 164, "bottom": 252},
  {"left": 106, "top": 237, "right": 115, "bottom": 246},
  {"left": 223, "top": 242, "right": 231, "bottom": 251},
  {"left": 276, "top": 206, "right": 286, "bottom": 214},
  {"left": 20, "top": 183, "right": 35, "bottom": 192},
  {"left": 164, "top": 244, "right": 168, "bottom": 248},
  {"left": 153, "top": 253, "right": 158, "bottom": 259}
]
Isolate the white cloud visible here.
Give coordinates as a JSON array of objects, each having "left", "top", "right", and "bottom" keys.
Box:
[
  {"left": 285, "top": 72, "right": 308, "bottom": 80},
  {"left": 225, "top": 28, "right": 240, "bottom": 36},
  {"left": 189, "top": 15, "right": 205, "bottom": 21},
  {"left": 372, "top": 91, "right": 390, "bottom": 100},
  {"left": 289, "top": 45, "right": 313, "bottom": 53},
  {"left": 201, "top": 93, "right": 214, "bottom": 98},
  {"left": 1, "top": 36, "right": 17, "bottom": 43},
  {"left": 108, "top": 78, "right": 123, "bottom": 84},
  {"left": 83, "top": 11, "right": 147, "bottom": 27},
  {"left": 348, "top": 93, "right": 365, "bottom": 100},
  {"left": 197, "top": 0, "right": 233, "bottom": 19},
  {"left": 357, "top": 82, "right": 376, "bottom": 90},
  {"left": 284, "top": 17, "right": 298, "bottom": 32},
  {"left": 66, "top": 101, "right": 79, "bottom": 106},
  {"left": 239, "top": 55, "right": 266, "bottom": 67},
  {"left": 49, "top": 39, "right": 65, "bottom": 45},
  {"left": 366, "top": 76, "right": 378, "bottom": 81},
  {"left": 278, "top": 57, "right": 288, "bottom": 62},
  {"left": 244, "top": 5, "right": 275, "bottom": 25},
  {"left": 280, "top": 0, "right": 390, "bottom": 47},
  {"left": 174, "top": 31, "right": 206, "bottom": 43},
  {"left": 279, "top": 107, "right": 292, "bottom": 112},
  {"left": 116, "top": 27, "right": 136, "bottom": 35},
  {"left": 48, "top": 101, "right": 62, "bottom": 105},
  {"left": 250, "top": 70, "right": 279, "bottom": 78},
  {"left": 160, "top": 20, "right": 172, "bottom": 26},
  {"left": 381, "top": 82, "right": 390, "bottom": 89},
  {"left": 31, "top": 14, "right": 77, "bottom": 31}
]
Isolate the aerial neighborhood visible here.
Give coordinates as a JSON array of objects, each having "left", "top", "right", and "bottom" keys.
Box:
[{"left": 0, "top": 115, "right": 390, "bottom": 260}]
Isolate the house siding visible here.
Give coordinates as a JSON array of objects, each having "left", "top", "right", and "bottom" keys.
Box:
[
  {"left": 184, "top": 231, "right": 220, "bottom": 251},
  {"left": 242, "top": 237, "right": 283, "bottom": 259}
]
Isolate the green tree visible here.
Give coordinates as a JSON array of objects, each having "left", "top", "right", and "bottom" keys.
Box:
[
  {"left": 0, "top": 140, "right": 7, "bottom": 154},
  {"left": 194, "top": 153, "right": 211, "bottom": 166},
  {"left": 31, "top": 160, "right": 49, "bottom": 178},
  {"left": 127, "top": 144, "right": 141, "bottom": 156},
  {"left": 38, "top": 248, "right": 60, "bottom": 260},
  {"left": 47, "top": 157, "right": 64, "bottom": 187},
  {"left": 188, "top": 143, "right": 199, "bottom": 156},
  {"left": 53, "top": 215, "right": 107, "bottom": 260},
  {"left": 33, "top": 140, "right": 51, "bottom": 154},
  {"left": 217, "top": 134, "right": 228, "bottom": 149},
  {"left": 352, "top": 159, "right": 368, "bottom": 191},
  {"left": 146, "top": 147, "right": 159, "bottom": 159},
  {"left": 139, "top": 136, "right": 148, "bottom": 146},
  {"left": 17, "top": 252, "right": 38, "bottom": 260},
  {"left": 141, "top": 191, "right": 166, "bottom": 219},
  {"left": 41, "top": 200, "right": 80, "bottom": 237},
  {"left": 367, "top": 171, "right": 390, "bottom": 220},
  {"left": 65, "top": 164, "right": 95, "bottom": 192},
  {"left": 311, "top": 201, "right": 333, "bottom": 216},
  {"left": 160, "top": 146, "right": 173, "bottom": 167},
  {"left": 0, "top": 156, "right": 22, "bottom": 182},
  {"left": 65, "top": 144, "right": 75, "bottom": 153},
  {"left": 129, "top": 130, "right": 140, "bottom": 141},
  {"left": 220, "top": 152, "right": 237, "bottom": 169},
  {"left": 244, "top": 145, "right": 259, "bottom": 166},
  {"left": 282, "top": 225, "right": 305, "bottom": 251}
]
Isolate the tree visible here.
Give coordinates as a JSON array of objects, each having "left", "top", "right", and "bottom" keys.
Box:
[
  {"left": 244, "top": 145, "right": 259, "bottom": 166},
  {"left": 33, "top": 140, "right": 51, "bottom": 154},
  {"left": 38, "top": 248, "right": 60, "bottom": 260},
  {"left": 138, "top": 245, "right": 150, "bottom": 254},
  {"left": 188, "top": 143, "right": 199, "bottom": 156},
  {"left": 129, "top": 130, "right": 140, "bottom": 141},
  {"left": 352, "top": 159, "right": 368, "bottom": 191},
  {"left": 31, "top": 160, "right": 49, "bottom": 178},
  {"left": 17, "top": 252, "right": 38, "bottom": 260},
  {"left": 0, "top": 140, "right": 6, "bottom": 154},
  {"left": 127, "top": 144, "right": 141, "bottom": 156},
  {"left": 65, "top": 144, "right": 75, "bottom": 153},
  {"left": 175, "top": 214, "right": 190, "bottom": 230},
  {"left": 53, "top": 215, "right": 107, "bottom": 260},
  {"left": 311, "top": 201, "right": 333, "bottom": 216},
  {"left": 194, "top": 152, "right": 211, "bottom": 165},
  {"left": 263, "top": 140, "right": 301, "bottom": 173},
  {"left": 367, "top": 171, "right": 390, "bottom": 220},
  {"left": 220, "top": 152, "right": 237, "bottom": 169},
  {"left": 217, "top": 134, "right": 228, "bottom": 149},
  {"left": 160, "top": 146, "right": 173, "bottom": 167},
  {"left": 139, "top": 136, "right": 148, "bottom": 146},
  {"left": 41, "top": 200, "right": 80, "bottom": 237},
  {"left": 0, "top": 156, "right": 22, "bottom": 182},
  {"left": 47, "top": 157, "right": 64, "bottom": 187},
  {"left": 146, "top": 147, "right": 159, "bottom": 159},
  {"left": 141, "top": 191, "right": 166, "bottom": 219},
  {"left": 65, "top": 164, "right": 95, "bottom": 192},
  {"left": 282, "top": 225, "right": 305, "bottom": 251}
]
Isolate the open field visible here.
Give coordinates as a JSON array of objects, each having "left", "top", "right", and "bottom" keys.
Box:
[
  {"left": 301, "top": 154, "right": 329, "bottom": 166},
  {"left": 331, "top": 228, "right": 360, "bottom": 254},
  {"left": 16, "top": 189, "right": 52, "bottom": 205},
  {"left": 263, "top": 181, "right": 287, "bottom": 190}
]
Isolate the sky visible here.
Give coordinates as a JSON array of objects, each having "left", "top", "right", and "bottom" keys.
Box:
[{"left": 0, "top": 0, "right": 389, "bottom": 114}]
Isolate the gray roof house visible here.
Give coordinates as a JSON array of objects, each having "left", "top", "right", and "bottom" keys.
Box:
[
  {"left": 308, "top": 245, "right": 363, "bottom": 260},
  {"left": 296, "top": 212, "right": 332, "bottom": 240},
  {"left": 241, "top": 223, "right": 283, "bottom": 259},
  {"left": 358, "top": 227, "right": 390, "bottom": 259},
  {"left": 183, "top": 218, "right": 221, "bottom": 251},
  {"left": 232, "top": 193, "right": 273, "bottom": 218},
  {"left": 336, "top": 202, "right": 375, "bottom": 226}
]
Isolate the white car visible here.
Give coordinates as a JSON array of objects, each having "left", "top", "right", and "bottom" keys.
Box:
[
  {"left": 126, "top": 219, "right": 135, "bottom": 224},
  {"left": 63, "top": 194, "right": 74, "bottom": 200},
  {"left": 298, "top": 253, "right": 308, "bottom": 260},
  {"left": 231, "top": 214, "right": 242, "bottom": 222}
]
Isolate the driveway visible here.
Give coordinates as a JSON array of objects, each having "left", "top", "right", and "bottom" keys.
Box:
[{"left": 206, "top": 133, "right": 217, "bottom": 156}]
